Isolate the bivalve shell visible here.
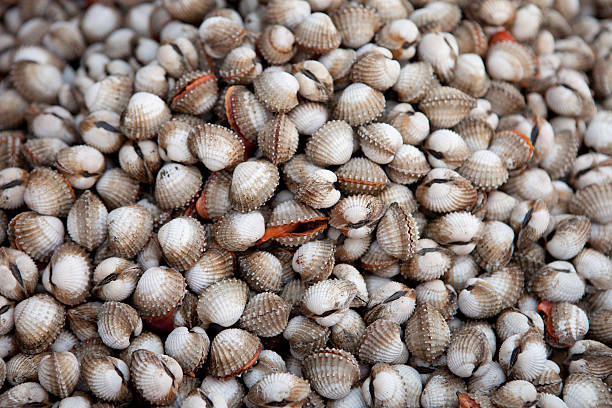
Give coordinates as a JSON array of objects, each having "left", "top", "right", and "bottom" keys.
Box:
[
  {"left": 230, "top": 160, "right": 279, "bottom": 212},
  {"left": 209, "top": 328, "right": 261, "bottom": 379},
  {"left": 333, "top": 83, "right": 385, "bottom": 126},
  {"left": 239, "top": 292, "right": 291, "bottom": 337},
  {"left": 419, "top": 86, "right": 477, "bottom": 128},
  {"left": 155, "top": 163, "right": 202, "bottom": 210},
  {"left": 8, "top": 211, "right": 65, "bottom": 262},
  {"left": 133, "top": 266, "right": 185, "bottom": 318},
  {"left": 165, "top": 326, "right": 209, "bottom": 374},
  {"left": 120, "top": 92, "right": 171, "bottom": 141},
  {"left": 82, "top": 354, "right": 131, "bottom": 402},
  {"left": 197, "top": 278, "right": 249, "bottom": 327},
  {"left": 23, "top": 167, "right": 74, "bottom": 217},
  {"left": 107, "top": 205, "right": 153, "bottom": 259},
  {"left": 98, "top": 301, "right": 143, "bottom": 350},
  {"left": 189, "top": 124, "right": 245, "bottom": 172},
  {"left": 158, "top": 217, "right": 207, "bottom": 271},
  {"left": 130, "top": 350, "right": 183, "bottom": 405},
  {"left": 302, "top": 348, "right": 359, "bottom": 400},
  {"left": 41, "top": 242, "right": 91, "bottom": 306},
  {"left": 38, "top": 351, "right": 79, "bottom": 398},
  {"left": 14, "top": 293, "right": 65, "bottom": 354}
]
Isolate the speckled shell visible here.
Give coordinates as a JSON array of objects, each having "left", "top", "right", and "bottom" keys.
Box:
[
  {"left": 405, "top": 303, "right": 450, "bottom": 363},
  {"left": 158, "top": 217, "right": 207, "bottom": 271},
  {"left": 257, "top": 114, "right": 299, "bottom": 166},
  {"left": 359, "top": 319, "right": 408, "bottom": 364},
  {"left": 96, "top": 168, "right": 140, "bottom": 210},
  {"left": 214, "top": 210, "right": 266, "bottom": 251},
  {"left": 239, "top": 292, "right": 291, "bottom": 337},
  {"left": 120, "top": 92, "right": 171, "bottom": 141},
  {"left": 563, "top": 373, "right": 612, "bottom": 408},
  {"left": 14, "top": 293, "right": 65, "bottom": 354},
  {"left": 336, "top": 157, "right": 389, "bottom": 195},
  {"left": 189, "top": 123, "right": 245, "bottom": 172},
  {"left": 154, "top": 163, "right": 202, "bottom": 210}
]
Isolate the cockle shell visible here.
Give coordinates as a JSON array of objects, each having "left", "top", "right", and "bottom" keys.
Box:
[
  {"left": 38, "top": 351, "right": 79, "bottom": 398},
  {"left": 41, "top": 242, "right": 91, "bottom": 306},
  {"left": 120, "top": 92, "right": 171, "bottom": 141},
  {"left": 209, "top": 328, "right": 261, "bottom": 379},
  {"left": 239, "top": 292, "right": 291, "bottom": 337},
  {"left": 0, "top": 248, "right": 38, "bottom": 301},
  {"left": 303, "top": 348, "right": 359, "bottom": 400},
  {"left": 23, "top": 167, "right": 74, "bottom": 217},
  {"left": 131, "top": 350, "right": 183, "bottom": 405},
  {"left": 14, "top": 294, "right": 65, "bottom": 354},
  {"left": 133, "top": 266, "right": 185, "bottom": 318},
  {"left": 67, "top": 190, "right": 108, "bottom": 252},
  {"left": 98, "top": 301, "right": 142, "bottom": 350},
  {"left": 107, "top": 205, "right": 153, "bottom": 259},
  {"left": 197, "top": 278, "right": 249, "bottom": 327},
  {"left": 82, "top": 354, "right": 131, "bottom": 402},
  {"left": 419, "top": 86, "right": 477, "bottom": 128},
  {"left": 404, "top": 303, "right": 450, "bottom": 363}
]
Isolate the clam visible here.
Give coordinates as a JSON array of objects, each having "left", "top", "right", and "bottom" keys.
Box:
[
  {"left": 23, "top": 167, "right": 74, "bottom": 217},
  {"left": 120, "top": 92, "right": 171, "bottom": 141},
  {"left": 189, "top": 124, "right": 245, "bottom": 172},
  {"left": 92, "top": 257, "right": 141, "bottom": 302},
  {"left": 239, "top": 292, "right": 291, "bottom": 337},
  {"left": 0, "top": 248, "right": 38, "bottom": 301},
  {"left": 155, "top": 163, "right": 202, "bottom": 210},
  {"left": 38, "top": 351, "right": 79, "bottom": 398},
  {"left": 67, "top": 191, "right": 108, "bottom": 252},
  {"left": 14, "top": 294, "right": 65, "bottom": 354},
  {"left": 303, "top": 348, "right": 359, "bottom": 400},
  {"left": 333, "top": 83, "right": 385, "bottom": 126},
  {"left": 82, "top": 355, "right": 131, "bottom": 402},
  {"left": 8, "top": 211, "right": 64, "bottom": 262},
  {"left": 98, "top": 301, "right": 142, "bottom": 350},
  {"left": 107, "top": 205, "right": 153, "bottom": 259},
  {"left": 197, "top": 278, "right": 249, "bottom": 327},
  {"left": 41, "top": 242, "right": 91, "bottom": 306},
  {"left": 131, "top": 350, "right": 183, "bottom": 405},
  {"left": 209, "top": 328, "right": 261, "bottom": 379},
  {"left": 165, "top": 327, "right": 210, "bottom": 374},
  {"left": 158, "top": 217, "right": 207, "bottom": 271}
]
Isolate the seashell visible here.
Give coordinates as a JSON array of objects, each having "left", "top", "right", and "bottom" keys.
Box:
[
  {"left": 567, "top": 340, "right": 612, "bottom": 380},
  {"left": 569, "top": 183, "right": 612, "bottom": 224},
  {"left": 350, "top": 53, "right": 400, "bottom": 92},
  {"left": 361, "top": 363, "right": 408, "bottom": 408},
  {"left": 239, "top": 250, "right": 284, "bottom": 292},
  {"left": 164, "top": 326, "right": 209, "bottom": 374},
  {"left": 168, "top": 70, "right": 218, "bottom": 116},
  {"left": 417, "top": 32, "right": 458, "bottom": 83},
  {"left": 157, "top": 116, "right": 200, "bottom": 164},
  {"left": 293, "top": 12, "right": 341, "bottom": 53},
  {"left": 415, "top": 279, "right": 458, "bottom": 319},
  {"left": 365, "top": 281, "right": 416, "bottom": 325},
  {"left": 336, "top": 157, "right": 389, "bottom": 195},
  {"left": 425, "top": 130, "right": 471, "bottom": 171},
  {"left": 459, "top": 150, "right": 508, "bottom": 191},
  {"left": 416, "top": 168, "right": 477, "bottom": 214},
  {"left": 420, "top": 368, "right": 466, "bottom": 408},
  {"left": 14, "top": 294, "right": 65, "bottom": 355},
  {"left": 589, "top": 308, "right": 612, "bottom": 345},
  {"left": 131, "top": 350, "right": 183, "bottom": 405},
  {"left": 96, "top": 168, "right": 140, "bottom": 210},
  {"left": 498, "top": 328, "right": 548, "bottom": 381},
  {"left": 223, "top": 85, "right": 271, "bottom": 151},
  {"left": 357, "top": 123, "right": 402, "bottom": 165},
  {"left": 162, "top": 0, "right": 215, "bottom": 23},
  {"left": 386, "top": 103, "right": 430, "bottom": 145},
  {"left": 241, "top": 349, "right": 286, "bottom": 389},
  {"left": 190, "top": 123, "right": 245, "bottom": 172},
  {"left": 23, "top": 167, "right": 74, "bottom": 217},
  {"left": 404, "top": 303, "right": 450, "bottom": 363},
  {"left": 239, "top": 292, "right": 291, "bottom": 337},
  {"left": 0, "top": 168, "right": 27, "bottom": 210},
  {"left": 530, "top": 261, "right": 585, "bottom": 303},
  {"left": 486, "top": 41, "right": 538, "bottom": 85},
  {"left": 573, "top": 248, "right": 612, "bottom": 290},
  {"left": 332, "top": 264, "right": 368, "bottom": 308},
  {"left": 246, "top": 372, "right": 310, "bottom": 407},
  {"left": 198, "top": 16, "right": 246, "bottom": 58},
  {"left": 401, "top": 239, "right": 454, "bottom": 282},
  {"left": 283, "top": 315, "right": 330, "bottom": 359},
  {"left": 507, "top": 199, "right": 549, "bottom": 250},
  {"left": 457, "top": 392, "right": 495, "bottom": 408},
  {"left": 563, "top": 373, "right": 612, "bottom": 408},
  {"left": 378, "top": 182, "right": 418, "bottom": 213},
  {"left": 67, "top": 190, "right": 108, "bottom": 252},
  {"left": 303, "top": 348, "right": 359, "bottom": 399},
  {"left": 473, "top": 221, "right": 514, "bottom": 271},
  {"left": 491, "top": 380, "right": 538, "bottom": 408},
  {"left": 305, "top": 120, "right": 353, "bottom": 167},
  {"left": 230, "top": 160, "right": 279, "bottom": 212},
  {"left": 292, "top": 60, "right": 334, "bottom": 103},
  {"left": 10, "top": 61, "right": 62, "bottom": 104},
  {"left": 301, "top": 279, "right": 356, "bottom": 327},
  {"left": 256, "top": 114, "right": 299, "bottom": 166},
  {"left": 0, "top": 382, "right": 50, "bottom": 407},
  {"left": 393, "top": 62, "right": 436, "bottom": 104},
  {"left": 257, "top": 24, "right": 296, "bottom": 65},
  {"left": 444, "top": 254, "right": 478, "bottom": 292},
  {"left": 496, "top": 309, "right": 544, "bottom": 342},
  {"left": 66, "top": 302, "right": 102, "bottom": 342},
  {"left": 537, "top": 301, "right": 589, "bottom": 348},
  {"left": 360, "top": 240, "right": 400, "bottom": 277},
  {"left": 447, "top": 326, "right": 492, "bottom": 378},
  {"left": 23, "top": 137, "right": 69, "bottom": 168},
  {"left": 117, "top": 140, "right": 162, "bottom": 184},
  {"left": 545, "top": 215, "right": 591, "bottom": 260},
  {"left": 419, "top": 86, "right": 477, "bottom": 128},
  {"left": 331, "top": 3, "right": 381, "bottom": 49},
  {"left": 0, "top": 90, "right": 27, "bottom": 131},
  {"left": 385, "top": 144, "right": 431, "bottom": 185},
  {"left": 85, "top": 75, "right": 132, "bottom": 114},
  {"left": 197, "top": 278, "right": 249, "bottom": 327},
  {"left": 294, "top": 169, "right": 341, "bottom": 209},
  {"left": 253, "top": 70, "right": 299, "bottom": 114},
  {"left": 194, "top": 172, "right": 231, "bottom": 221},
  {"left": 215, "top": 210, "right": 266, "bottom": 251},
  {"left": 292, "top": 239, "right": 335, "bottom": 283},
  {"left": 41, "top": 242, "right": 91, "bottom": 306},
  {"left": 488, "top": 130, "right": 533, "bottom": 173},
  {"left": 545, "top": 69, "right": 595, "bottom": 119},
  {"left": 333, "top": 83, "right": 385, "bottom": 126},
  {"left": 329, "top": 194, "right": 384, "bottom": 238},
  {"left": 154, "top": 163, "right": 202, "bottom": 210},
  {"left": 450, "top": 53, "right": 490, "bottom": 98},
  {"left": 327, "top": 309, "right": 366, "bottom": 355},
  {"left": 92, "top": 257, "right": 141, "bottom": 302},
  {"left": 38, "top": 351, "right": 79, "bottom": 398},
  {"left": 375, "top": 19, "right": 419, "bottom": 60},
  {"left": 120, "top": 92, "right": 171, "bottom": 141},
  {"left": 133, "top": 266, "right": 185, "bottom": 320},
  {"left": 156, "top": 38, "right": 198, "bottom": 79},
  {"left": 376, "top": 202, "right": 418, "bottom": 260},
  {"left": 0, "top": 248, "right": 38, "bottom": 302},
  {"left": 453, "top": 117, "right": 494, "bottom": 153},
  {"left": 158, "top": 217, "right": 207, "bottom": 271},
  {"left": 5, "top": 353, "right": 45, "bottom": 386},
  {"left": 209, "top": 328, "right": 261, "bottom": 379},
  {"left": 219, "top": 46, "right": 262, "bottom": 85},
  {"left": 8, "top": 211, "right": 64, "bottom": 262},
  {"left": 82, "top": 354, "right": 131, "bottom": 402},
  {"left": 98, "top": 301, "right": 142, "bottom": 350},
  {"left": 467, "top": 361, "right": 506, "bottom": 396},
  {"left": 107, "top": 205, "right": 153, "bottom": 259},
  {"left": 484, "top": 80, "right": 525, "bottom": 116}
]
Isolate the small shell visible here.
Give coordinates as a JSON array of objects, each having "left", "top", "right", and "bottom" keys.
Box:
[
  {"left": 301, "top": 279, "right": 356, "bottom": 327},
  {"left": 118, "top": 141, "right": 162, "bottom": 184},
  {"left": 85, "top": 75, "right": 132, "bottom": 114},
  {"left": 333, "top": 83, "right": 385, "bottom": 126},
  {"left": 473, "top": 221, "right": 514, "bottom": 272},
  {"left": 258, "top": 114, "right": 299, "bottom": 165},
  {"left": 424, "top": 129, "right": 471, "bottom": 170},
  {"left": 427, "top": 211, "right": 483, "bottom": 256},
  {"left": 447, "top": 326, "right": 492, "bottom": 378},
  {"left": 573, "top": 248, "right": 612, "bottom": 290},
  {"left": 538, "top": 301, "right": 589, "bottom": 348},
  {"left": 82, "top": 355, "right": 131, "bottom": 402},
  {"left": 386, "top": 103, "right": 430, "bottom": 145},
  {"left": 41, "top": 242, "right": 91, "bottom": 306},
  {"left": 154, "top": 163, "right": 202, "bottom": 210},
  {"left": 486, "top": 41, "right": 538, "bottom": 84},
  {"left": 23, "top": 167, "right": 74, "bottom": 217},
  {"left": 131, "top": 350, "right": 183, "bottom": 405},
  {"left": 306, "top": 120, "right": 354, "bottom": 167},
  {"left": 93, "top": 258, "right": 141, "bottom": 302},
  {"left": 401, "top": 239, "right": 454, "bottom": 282},
  {"left": 220, "top": 46, "right": 261, "bottom": 84},
  {"left": 253, "top": 70, "right": 299, "bottom": 113},
  {"left": 336, "top": 157, "right": 389, "bottom": 195},
  {"left": 376, "top": 202, "right": 418, "bottom": 260},
  {"left": 197, "top": 278, "right": 249, "bottom": 327},
  {"left": 67, "top": 191, "right": 108, "bottom": 252},
  {"left": 107, "top": 205, "right": 153, "bottom": 259},
  {"left": 530, "top": 261, "right": 585, "bottom": 303},
  {"left": 303, "top": 348, "right": 359, "bottom": 399},
  {"left": 0, "top": 248, "right": 37, "bottom": 302},
  {"left": 240, "top": 251, "right": 284, "bottom": 292},
  {"left": 239, "top": 292, "right": 291, "bottom": 337},
  {"left": 38, "top": 351, "right": 79, "bottom": 398},
  {"left": 96, "top": 169, "right": 140, "bottom": 209},
  {"left": 246, "top": 372, "right": 310, "bottom": 407},
  {"left": 189, "top": 124, "right": 245, "bottom": 172},
  {"left": 198, "top": 16, "right": 246, "bottom": 59},
  {"left": 385, "top": 144, "right": 431, "bottom": 185},
  {"left": 361, "top": 363, "right": 409, "bottom": 408},
  {"left": 484, "top": 80, "right": 525, "bottom": 116},
  {"left": 450, "top": 53, "right": 490, "bottom": 98},
  {"left": 8, "top": 211, "right": 65, "bottom": 262},
  {"left": 417, "top": 32, "right": 458, "bottom": 83},
  {"left": 419, "top": 86, "right": 477, "bottom": 128},
  {"left": 196, "top": 170, "right": 232, "bottom": 221},
  {"left": 295, "top": 169, "right": 342, "bottom": 209},
  {"left": 587, "top": 309, "right": 612, "bottom": 345},
  {"left": 133, "top": 266, "right": 185, "bottom": 318},
  {"left": 230, "top": 160, "right": 279, "bottom": 212},
  {"left": 416, "top": 168, "right": 477, "bottom": 213},
  {"left": 98, "top": 301, "right": 143, "bottom": 350},
  {"left": 120, "top": 92, "right": 171, "bottom": 141},
  {"left": 351, "top": 53, "right": 400, "bottom": 92},
  {"left": 329, "top": 194, "right": 384, "bottom": 238},
  {"left": 420, "top": 368, "right": 466, "bottom": 408},
  {"left": 563, "top": 373, "right": 612, "bottom": 408},
  {"left": 393, "top": 62, "right": 436, "bottom": 104},
  {"left": 209, "top": 328, "right": 261, "bottom": 379},
  {"left": 23, "top": 137, "right": 69, "bottom": 168},
  {"left": 14, "top": 294, "right": 65, "bottom": 355},
  {"left": 545, "top": 215, "right": 591, "bottom": 260},
  {"left": 214, "top": 210, "right": 266, "bottom": 251},
  {"left": 569, "top": 183, "right": 612, "bottom": 224},
  {"left": 11, "top": 61, "right": 62, "bottom": 104},
  {"left": 169, "top": 70, "right": 218, "bottom": 115},
  {"left": 331, "top": 3, "right": 381, "bottom": 48},
  {"left": 158, "top": 217, "right": 207, "bottom": 272},
  {"left": 376, "top": 19, "right": 419, "bottom": 60},
  {"left": 165, "top": 327, "right": 210, "bottom": 374},
  {"left": 283, "top": 316, "right": 330, "bottom": 359},
  {"left": 257, "top": 25, "right": 296, "bottom": 65},
  {"left": 224, "top": 85, "right": 271, "bottom": 147},
  {"left": 294, "top": 12, "right": 341, "bottom": 53},
  {"left": 357, "top": 123, "right": 402, "bottom": 165},
  {"left": 404, "top": 303, "right": 450, "bottom": 363},
  {"left": 365, "top": 281, "right": 416, "bottom": 325},
  {"left": 492, "top": 380, "right": 538, "bottom": 408},
  {"left": 459, "top": 150, "right": 508, "bottom": 191},
  {"left": 292, "top": 239, "right": 336, "bottom": 283}
]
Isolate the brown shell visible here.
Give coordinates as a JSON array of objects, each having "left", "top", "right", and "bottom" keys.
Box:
[
  {"left": 419, "top": 86, "right": 477, "bottom": 128},
  {"left": 169, "top": 71, "right": 218, "bottom": 115},
  {"left": 302, "top": 348, "right": 359, "bottom": 400},
  {"left": 336, "top": 157, "right": 389, "bottom": 195},
  {"left": 14, "top": 293, "right": 65, "bottom": 354},
  {"left": 23, "top": 167, "right": 74, "bottom": 217},
  {"left": 258, "top": 114, "right": 299, "bottom": 165},
  {"left": 404, "top": 303, "right": 450, "bottom": 363},
  {"left": 294, "top": 12, "right": 341, "bottom": 53},
  {"left": 209, "top": 328, "right": 261, "bottom": 379}
]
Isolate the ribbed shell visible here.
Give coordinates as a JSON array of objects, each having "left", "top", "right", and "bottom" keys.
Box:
[
  {"left": 569, "top": 182, "right": 612, "bottom": 224},
  {"left": 283, "top": 315, "right": 330, "bottom": 359},
  {"left": 292, "top": 239, "right": 336, "bottom": 283},
  {"left": 240, "top": 251, "right": 283, "bottom": 292},
  {"left": 0, "top": 248, "right": 37, "bottom": 302},
  {"left": 38, "top": 351, "right": 79, "bottom": 398},
  {"left": 197, "top": 278, "right": 249, "bottom": 327},
  {"left": 239, "top": 292, "right": 291, "bottom": 337},
  {"left": 214, "top": 210, "right": 266, "bottom": 251},
  {"left": 158, "top": 217, "right": 207, "bottom": 271},
  {"left": 14, "top": 293, "right": 65, "bottom": 354},
  {"left": 92, "top": 258, "right": 141, "bottom": 302},
  {"left": 230, "top": 160, "right": 279, "bottom": 212},
  {"left": 107, "top": 205, "right": 153, "bottom": 259},
  {"left": 294, "top": 12, "right": 341, "bottom": 53},
  {"left": 120, "top": 92, "right": 171, "bottom": 141},
  {"left": 303, "top": 348, "right": 359, "bottom": 400},
  {"left": 419, "top": 86, "right": 476, "bottom": 128},
  {"left": 97, "top": 301, "right": 142, "bottom": 350},
  {"left": 41, "top": 242, "right": 91, "bottom": 306},
  {"left": 169, "top": 70, "right": 218, "bottom": 115},
  {"left": 82, "top": 355, "right": 131, "bottom": 402},
  {"left": 258, "top": 114, "right": 299, "bottom": 165},
  {"left": 447, "top": 326, "right": 491, "bottom": 378},
  {"left": 133, "top": 266, "right": 185, "bottom": 317},
  {"left": 530, "top": 262, "right": 585, "bottom": 303},
  {"left": 247, "top": 372, "right": 311, "bottom": 407},
  {"left": 459, "top": 150, "right": 508, "bottom": 191},
  {"left": 67, "top": 191, "right": 107, "bottom": 252},
  {"left": 305, "top": 120, "right": 354, "bottom": 167},
  {"left": 416, "top": 168, "right": 478, "bottom": 213},
  {"left": 96, "top": 168, "right": 140, "bottom": 209},
  {"left": 563, "top": 373, "right": 612, "bottom": 408},
  {"left": 154, "top": 163, "right": 202, "bottom": 210},
  {"left": 404, "top": 303, "right": 450, "bottom": 363},
  {"left": 209, "top": 328, "right": 261, "bottom": 379},
  {"left": 333, "top": 83, "right": 385, "bottom": 126},
  {"left": 376, "top": 202, "right": 418, "bottom": 261},
  {"left": 224, "top": 85, "right": 271, "bottom": 145},
  {"left": 336, "top": 157, "right": 389, "bottom": 195},
  {"left": 331, "top": 3, "right": 381, "bottom": 48},
  {"left": 359, "top": 319, "right": 408, "bottom": 364},
  {"left": 164, "top": 327, "right": 210, "bottom": 373},
  {"left": 23, "top": 167, "right": 74, "bottom": 217},
  {"left": 393, "top": 62, "right": 436, "bottom": 103},
  {"left": 253, "top": 71, "right": 299, "bottom": 113},
  {"left": 130, "top": 350, "right": 183, "bottom": 405},
  {"left": 189, "top": 123, "right": 245, "bottom": 172}
]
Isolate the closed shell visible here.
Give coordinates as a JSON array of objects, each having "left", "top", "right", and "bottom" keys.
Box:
[
  {"left": 133, "top": 266, "right": 185, "bottom": 318},
  {"left": 130, "top": 350, "right": 183, "bottom": 405},
  {"left": 209, "top": 328, "right": 261, "bottom": 379},
  {"left": 82, "top": 355, "right": 131, "bottom": 402},
  {"left": 120, "top": 92, "right": 171, "bottom": 141},
  {"left": 14, "top": 294, "right": 65, "bottom": 354},
  {"left": 155, "top": 163, "right": 202, "bottom": 210},
  {"left": 376, "top": 202, "right": 418, "bottom": 260},
  {"left": 404, "top": 303, "right": 450, "bottom": 363},
  {"left": 67, "top": 191, "right": 108, "bottom": 252},
  {"left": 23, "top": 167, "right": 74, "bottom": 217},
  {"left": 41, "top": 242, "right": 91, "bottom": 306},
  {"left": 164, "top": 327, "right": 209, "bottom": 373},
  {"left": 98, "top": 301, "right": 142, "bottom": 350},
  {"left": 107, "top": 205, "right": 153, "bottom": 259},
  {"left": 239, "top": 292, "right": 291, "bottom": 337},
  {"left": 8, "top": 211, "right": 64, "bottom": 262},
  {"left": 189, "top": 124, "right": 245, "bottom": 172},
  {"left": 197, "top": 278, "right": 249, "bottom": 327},
  {"left": 230, "top": 160, "right": 279, "bottom": 212},
  {"left": 333, "top": 83, "right": 385, "bottom": 126},
  {"left": 158, "top": 217, "right": 207, "bottom": 271},
  {"left": 419, "top": 86, "right": 476, "bottom": 128},
  {"left": 38, "top": 351, "right": 79, "bottom": 398},
  {"left": 303, "top": 348, "right": 359, "bottom": 399}
]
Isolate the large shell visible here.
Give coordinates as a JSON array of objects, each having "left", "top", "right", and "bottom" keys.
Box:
[
  {"left": 14, "top": 294, "right": 65, "bottom": 354},
  {"left": 305, "top": 120, "right": 354, "bottom": 167},
  {"left": 214, "top": 210, "right": 266, "bottom": 251},
  {"left": 258, "top": 114, "right": 299, "bottom": 166},
  {"left": 294, "top": 12, "right": 341, "bottom": 53},
  {"left": 447, "top": 326, "right": 492, "bottom": 378},
  {"left": 253, "top": 70, "right": 299, "bottom": 113},
  {"left": 336, "top": 157, "right": 389, "bottom": 195},
  {"left": 563, "top": 373, "right": 612, "bottom": 408},
  {"left": 292, "top": 239, "right": 336, "bottom": 283},
  {"left": 240, "top": 251, "right": 284, "bottom": 292},
  {"left": 359, "top": 319, "right": 408, "bottom": 364},
  {"left": 38, "top": 351, "right": 79, "bottom": 398},
  {"left": 416, "top": 168, "right": 478, "bottom": 213}
]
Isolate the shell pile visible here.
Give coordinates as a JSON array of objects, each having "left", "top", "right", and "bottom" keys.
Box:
[{"left": 2, "top": 0, "right": 612, "bottom": 407}]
